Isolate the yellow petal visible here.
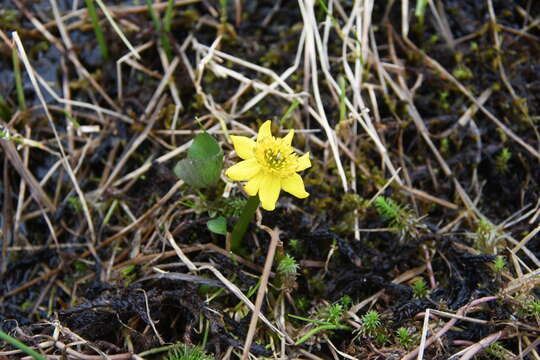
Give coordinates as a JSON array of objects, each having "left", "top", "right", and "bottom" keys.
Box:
[
  {"left": 244, "top": 173, "right": 264, "bottom": 196},
  {"left": 296, "top": 152, "right": 311, "bottom": 171},
  {"left": 282, "top": 173, "right": 309, "bottom": 199},
  {"left": 283, "top": 129, "right": 294, "bottom": 145},
  {"left": 258, "top": 174, "right": 281, "bottom": 211},
  {"left": 225, "top": 158, "right": 260, "bottom": 181},
  {"left": 257, "top": 120, "right": 272, "bottom": 142},
  {"left": 231, "top": 135, "right": 255, "bottom": 160}
]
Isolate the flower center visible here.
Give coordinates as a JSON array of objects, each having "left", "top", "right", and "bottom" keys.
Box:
[{"left": 255, "top": 136, "right": 298, "bottom": 177}]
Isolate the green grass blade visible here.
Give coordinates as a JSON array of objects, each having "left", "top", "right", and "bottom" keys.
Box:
[
  {"left": 280, "top": 98, "right": 301, "bottom": 125},
  {"left": 12, "top": 47, "right": 26, "bottom": 111},
  {"left": 145, "top": 0, "right": 172, "bottom": 60},
  {"left": 163, "top": 0, "right": 175, "bottom": 32},
  {"left": 85, "top": 0, "right": 109, "bottom": 60},
  {"left": 288, "top": 314, "right": 332, "bottom": 325},
  {"left": 339, "top": 75, "right": 347, "bottom": 122},
  {"left": 415, "top": 0, "right": 429, "bottom": 25},
  {"left": 294, "top": 324, "right": 350, "bottom": 345},
  {"left": 0, "top": 330, "right": 47, "bottom": 360}
]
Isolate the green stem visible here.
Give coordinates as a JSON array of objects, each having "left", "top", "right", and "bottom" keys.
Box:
[
  {"left": 230, "top": 195, "right": 260, "bottom": 253},
  {"left": 137, "top": 343, "right": 180, "bottom": 357},
  {"left": 295, "top": 324, "right": 351, "bottom": 345},
  {"left": 0, "top": 330, "right": 47, "bottom": 360}
]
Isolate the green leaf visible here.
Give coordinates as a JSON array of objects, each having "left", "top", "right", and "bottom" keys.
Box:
[
  {"left": 207, "top": 216, "right": 227, "bottom": 235},
  {"left": 188, "top": 132, "right": 221, "bottom": 159},
  {"left": 174, "top": 133, "right": 223, "bottom": 188}
]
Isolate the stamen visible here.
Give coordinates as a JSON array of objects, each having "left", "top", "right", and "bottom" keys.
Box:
[{"left": 255, "top": 137, "right": 298, "bottom": 177}]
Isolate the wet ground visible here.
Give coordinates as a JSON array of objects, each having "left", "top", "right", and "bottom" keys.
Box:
[{"left": 1, "top": 0, "right": 539, "bottom": 359}]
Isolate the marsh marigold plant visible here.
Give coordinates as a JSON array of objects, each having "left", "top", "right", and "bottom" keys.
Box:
[{"left": 225, "top": 121, "right": 311, "bottom": 211}]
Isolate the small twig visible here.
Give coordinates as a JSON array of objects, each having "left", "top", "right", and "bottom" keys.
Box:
[
  {"left": 241, "top": 227, "right": 281, "bottom": 360},
  {"left": 458, "top": 330, "right": 506, "bottom": 360},
  {"left": 422, "top": 245, "right": 437, "bottom": 289},
  {"left": 402, "top": 296, "right": 500, "bottom": 360}
]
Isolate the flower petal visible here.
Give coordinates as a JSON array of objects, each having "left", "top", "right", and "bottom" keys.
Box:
[
  {"left": 258, "top": 174, "right": 281, "bottom": 211},
  {"left": 283, "top": 129, "right": 294, "bottom": 145},
  {"left": 296, "top": 152, "right": 311, "bottom": 171},
  {"left": 244, "top": 172, "right": 264, "bottom": 196},
  {"left": 225, "top": 158, "right": 260, "bottom": 181},
  {"left": 231, "top": 135, "right": 255, "bottom": 160},
  {"left": 257, "top": 120, "right": 272, "bottom": 142},
  {"left": 282, "top": 173, "right": 309, "bottom": 199}
]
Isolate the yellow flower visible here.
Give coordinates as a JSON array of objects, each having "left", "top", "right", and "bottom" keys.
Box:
[{"left": 225, "top": 121, "right": 311, "bottom": 211}]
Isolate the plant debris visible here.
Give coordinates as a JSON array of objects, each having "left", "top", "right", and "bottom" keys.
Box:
[{"left": 1, "top": 0, "right": 539, "bottom": 359}]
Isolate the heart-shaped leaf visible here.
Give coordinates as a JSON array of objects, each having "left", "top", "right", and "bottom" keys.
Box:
[
  {"left": 207, "top": 216, "right": 227, "bottom": 235},
  {"left": 174, "top": 133, "right": 223, "bottom": 188}
]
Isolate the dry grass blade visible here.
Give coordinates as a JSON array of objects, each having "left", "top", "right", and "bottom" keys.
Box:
[
  {"left": 0, "top": 136, "right": 55, "bottom": 213},
  {"left": 12, "top": 0, "right": 120, "bottom": 112},
  {"left": 298, "top": 0, "right": 348, "bottom": 191},
  {"left": 99, "top": 95, "right": 166, "bottom": 193},
  {"left": 197, "top": 264, "right": 288, "bottom": 340},
  {"left": 241, "top": 227, "right": 281, "bottom": 360},
  {"left": 13, "top": 32, "right": 97, "bottom": 244},
  {"left": 403, "top": 297, "right": 500, "bottom": 360},
  {"left": 401, "top": 34, "right": 540, "bottom": 161},
  {"left": 94, "top": 0, "right": 141, "bottom": 59},
  {"left": 2, "top": 1, "right": 540, "bottom": 359}
]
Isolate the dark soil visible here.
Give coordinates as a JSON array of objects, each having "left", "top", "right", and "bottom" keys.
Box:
[{"left": 1, "top": 0, "right": 539, "bottom": 359}]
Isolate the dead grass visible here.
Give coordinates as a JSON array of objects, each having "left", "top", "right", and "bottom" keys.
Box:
[{"left": 0, "top": 0, "right": 539, "bottom": 359}]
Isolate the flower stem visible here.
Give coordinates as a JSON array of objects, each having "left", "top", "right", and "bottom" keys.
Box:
[{"left": 230, "top": 195, "right": 260, "bottom": 253}]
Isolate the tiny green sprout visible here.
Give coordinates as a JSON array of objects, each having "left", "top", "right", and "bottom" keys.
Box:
[
  {"left": 375, "top": 332, "right": 389, "bottom": 346},
  {"left": 414, "top": 0, "right": 428, "bottom": 26},
  {"left": 439, "top": 90, "right": 450, "bottom": 109},
  {"left": 476, "top": 218, "right": 495, "bottom": 252},
  {"left": 477, "top": 218, "right": 493, "bottom": 237},
  {"left": 295, "top": 296, "right": 309, "bottom": 312},
  {"left": 440, "top": 138, "right": 450, "bottom": 156},
  {"left": 361, "top": 310, "right": 381, "bottom": 335},
  {"left": 340, "top": 295, "right": 352, "bottom": 309},
  {"left": 120, "top": 265, "right": 137, "bottom": 285},
  {"left": 493, "top": 255, "right": 506, "bottom": 272},
  {"left": 495, "top": 148, "right": 511, "bottom": 173},
  {"left": 278, "top": 254, "right": 299, "bottom": 276},
  {"left": 527, "top": 300, "right": 540, "bottom": 317},
  {"left": 219, "top": 0, "right": 228, "bottom": 24},
  {"left": 288, "top": 238, "right": 303, "bottom": 253},
  {"left": 439, "top": 91, "right": 449, "bottom": 100},
  {"left": 452, "top": 64, "right": 473, "bottom": 80},
  {"left": 67, "top": 196, "right": 82, "bottom": 212},
  {"left": 396, "top": 327, "right": 414, "bottom": 348},
  {"left": 163, "top": 344, "right": 213, "bottom": 360},
  {"left": 374, "top": 196, "right": 417, "bottom": 238},
  {"left": 411, "top": 278, "right": 429, "bottom": 298},
  {"left": 278, "top": 254, "right": 300, "bottom": 291},
  {"left": 0, "top": 126, "right": 11, "bottom": 139},
  {"left": 120, "top": 264, "right": 136, "bottom": 277},
  {"left": 485, "top": 341, "right": 506, "bottom": 359},
  {"left": 73, "top": 260, "right": 88, "bottom": 273},
  {"left": 324, "top": 303, "right": 345, "bottom": 325},
  {"left": 220, "top": 197, "right": 247, "bottom": 217}
]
